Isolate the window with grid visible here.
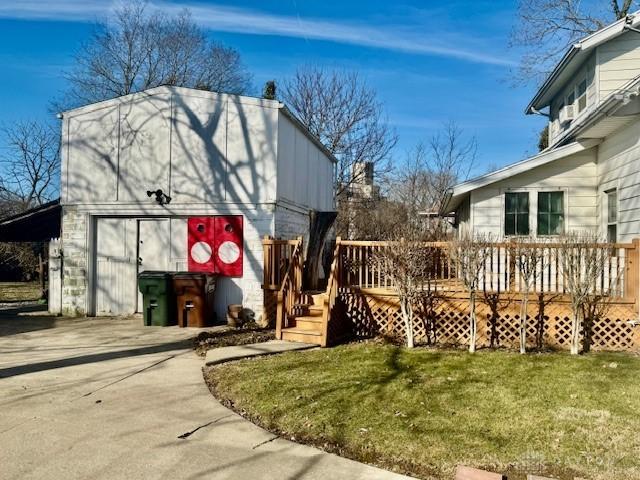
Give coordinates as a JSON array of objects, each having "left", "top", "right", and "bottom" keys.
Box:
[
  {"left": 607, "top": 189, "right": 617, "bottom": 243},
  {"left": 537, "top": 191, "right": 564, "bottom": 236},
  {"left": 505, "top": 192, "right": 529, "bottom": 236},
  {"left": 577, "top": 79, "right": 587, "bottom": 113}
]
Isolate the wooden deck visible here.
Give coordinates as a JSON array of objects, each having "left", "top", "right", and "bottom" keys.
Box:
[{"left": 263, "top": 237, "right": 640, "bottom": 351}]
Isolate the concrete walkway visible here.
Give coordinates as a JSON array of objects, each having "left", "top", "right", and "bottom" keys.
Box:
[{"left": 0, "top": 305, "right": 412, "bottom": 480}]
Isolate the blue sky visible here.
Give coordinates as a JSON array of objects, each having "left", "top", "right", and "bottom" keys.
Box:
[{"left": 0, "top": 0, "right": 546, "bottom": 176}]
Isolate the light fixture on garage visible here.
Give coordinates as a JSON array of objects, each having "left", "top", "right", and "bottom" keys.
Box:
[{"left": 146, "top": 189, "right": 172, "bottom": 205}]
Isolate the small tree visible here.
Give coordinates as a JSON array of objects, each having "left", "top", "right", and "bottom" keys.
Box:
[
  {"left": 449, "top": 233, "right": 491, "bottom": 353},
  {"left": 262, "top": 80, "right": 277, "bottom": 100},
  {"left": 513, "top": 238, "right": 545, "bottom": 354},
  {"left": 375, "top": 226, "right": 437, "bottom": 348},
  {"left": 559, "top": 233, "right": 618, "bottom": 355}
]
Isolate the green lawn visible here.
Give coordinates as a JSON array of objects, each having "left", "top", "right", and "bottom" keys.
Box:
[
  {"left": 0, "top": 282, "right": 41, "bottom": 302},
  {"left": 205, "top": 344, "right": 640, "bottom": 480}
]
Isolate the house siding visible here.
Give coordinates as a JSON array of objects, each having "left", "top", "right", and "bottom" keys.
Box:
[
  {"left": 549, "top": 54, "right": 597, "bottom": 144},
  {"left": 469, "top": 149, "right": 598, "bottom": 238},
  {"left": 597, "top": 31, "right": 640, "bottom": 98},
  {"left": 58, "top": 87, "right": 334, "bottom": 320},
  {"left": 597, "top": 120, "right": 640, "bottom": 242},
  {"left": 276, "top": 112, "right": 334, "bottom": 212}
]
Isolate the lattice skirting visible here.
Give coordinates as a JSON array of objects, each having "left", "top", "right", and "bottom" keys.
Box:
[{"left": 337, "top": 290, "right": 640, "bottom": 352}]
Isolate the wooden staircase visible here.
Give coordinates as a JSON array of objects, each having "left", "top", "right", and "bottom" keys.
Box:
[
  {"left": 272, "top": 237, "right": 342, "bottom": 348},
  {"left": 281, "top": 292, "right": 326, "bottom": 344}
]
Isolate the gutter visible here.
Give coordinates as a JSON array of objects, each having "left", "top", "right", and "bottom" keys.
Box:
[
  {"left": 549, "top": 75, "right": 640, "bottom": 149},
  {"left": 526, "top": 47, "right": 580, "bottom": 114}
]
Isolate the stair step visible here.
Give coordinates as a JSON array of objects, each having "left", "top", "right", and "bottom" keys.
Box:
[
  {"left": 292, "top": 305, "right": 323, "bottom": 318},
  {"left": 309, "top": 293, "right": 327, "bottom": 306},
  {"left": 294, "top": 316, "right": 324, "bottom": 331},
  {"left": 282, "top": 328, "right": 323, "bottom": 345}
]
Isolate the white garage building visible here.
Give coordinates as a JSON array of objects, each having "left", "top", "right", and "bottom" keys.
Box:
[{"left": 58, "top": 86, "right": 335, "bottom": 321}]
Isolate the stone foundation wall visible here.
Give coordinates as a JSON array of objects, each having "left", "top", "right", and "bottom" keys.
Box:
[{"left": 61, "top": 207, "right": 89, "bottom": 316}]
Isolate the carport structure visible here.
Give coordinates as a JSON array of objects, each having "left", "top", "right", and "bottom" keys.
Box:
[{"left": 0, "top": 199, "right": 61, "bottom": 302}]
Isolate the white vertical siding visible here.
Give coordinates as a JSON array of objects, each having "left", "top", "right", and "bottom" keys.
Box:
[
  {"left": 226, "top": 98, "right": 278, "bottom": 204},
  {"left": 276, "top": 112, "right": 334, "bottom": 212},
  {"left": 170, "top": 93, "right": 227, "bottom": 203},
  {"left": 65, "top": 105, "right": 120, "bottom": 203},
  {"left": 469, "top": 149, "right": 598, "bottom": 238},
  {"left": 118, "top": 94, "right": 172, "bottom": 202},
  {"left": 63, "top": 88, "right": 280, "bottom": 206}
]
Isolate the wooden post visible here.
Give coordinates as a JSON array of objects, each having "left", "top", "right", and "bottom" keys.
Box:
[
  {"left": 624, "top": 239, "right": 640, "bottom": 316},
  {"left": 275, "top": 291, "right": 284, "bottom": 340},
  {"left": 38, "top": 252, "right": 45, "bottom": 300}
]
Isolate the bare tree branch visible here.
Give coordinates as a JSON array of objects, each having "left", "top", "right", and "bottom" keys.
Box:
[
  {"left": 391, "top": 121, "right": 476, "bottom": 218},
  {"left": 0, "top": 120, "right": 60, "bottom": 209},
  {"left": 511, "top": 0, "right": 637, "bottom": 84},
  {"left": 281, "top": 67, "right": 397, "bottom": 197},
  {"left": 58, "top": 0, "right": 252, "bottom": 109}
]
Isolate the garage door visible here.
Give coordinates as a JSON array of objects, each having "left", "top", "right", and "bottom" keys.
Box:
[{"left": 95, "top": 218, "right": 138, "bottom": 315}]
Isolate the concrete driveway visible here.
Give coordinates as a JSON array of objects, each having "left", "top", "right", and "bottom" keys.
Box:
[{"left": 0, "top": 304, "right": 410, "bottom": 480}]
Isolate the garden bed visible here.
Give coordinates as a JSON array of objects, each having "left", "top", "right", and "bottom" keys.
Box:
[
  {"left": 194, "top": 327, "right": 274, "bottom": 356},
  {"left": 205, "top": 343, "right": 640, "bottom": 479}
]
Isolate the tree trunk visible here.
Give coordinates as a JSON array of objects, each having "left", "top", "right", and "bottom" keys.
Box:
[
  {"left": 536, "top": 293, "right": 545, "bottom": 350},
  {"left": 570, "top": 307, "right": 582, "bottom": 355},
  {"left": 469, "top": 290, "right": 477, "bottom": 353},
  {"left": 400, "top": 297, "right": 415, "bottom": 348},
  {"left": 520, "top": 292, "right": 528, "bottom": 354}
]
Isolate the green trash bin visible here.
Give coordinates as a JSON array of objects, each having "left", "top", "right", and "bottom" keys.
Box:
[{"left": 138, "top": 271, "right": 173, "bottom": 326}]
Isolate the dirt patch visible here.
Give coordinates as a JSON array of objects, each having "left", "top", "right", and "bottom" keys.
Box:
[{"left": 194, "top": 327, "right": 275, "bottom": 356}]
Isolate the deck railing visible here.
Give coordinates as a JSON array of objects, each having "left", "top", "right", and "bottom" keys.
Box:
[
  {"left": 262, "top": 237, "right": 301, "bottom": 290},
  {"left": 337, "top": 239, "right": 640, "bottom": 302},
  {"left": 271, "top": 237, "right": 304, "bottom": 339}
]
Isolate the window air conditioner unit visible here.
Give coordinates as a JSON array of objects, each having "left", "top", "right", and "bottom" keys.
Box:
[{"left": 559, "top": 104, "right": 574, "bottom": 125}]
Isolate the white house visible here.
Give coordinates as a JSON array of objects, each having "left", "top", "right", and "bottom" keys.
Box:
[
  {"left": 442, "top": 12, "right": 640, "bottom": 242},
  {"left": 57, "top": 86, "right": 335, "bottom": 321}
]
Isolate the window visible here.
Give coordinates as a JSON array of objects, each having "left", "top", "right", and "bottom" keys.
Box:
[
  {"left": 577, "top": 79, "right": 587, "bottom": 113},
  {"left": 607, "top": 189, "right": 618, "bottom": 242},
  {"left": 566, "top": 91, "right": 575, "bottom": 108},
  {"left": 505, "top": 192, "right": 530, "bottom": 236},
  {"left": 537, "top": 191, "right": 564, "bottom": 235}
]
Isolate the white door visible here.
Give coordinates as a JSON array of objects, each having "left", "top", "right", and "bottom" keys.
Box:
[
  {"left": 137, "top": 219, "right": 170, "bottom": 311},
  {"left": 95, "top": 218, "right": 138, "bottom": 315}
]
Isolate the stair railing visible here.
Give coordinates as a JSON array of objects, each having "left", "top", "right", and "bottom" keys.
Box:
[
  {"left": 275, "top": 237, "right": 304, "bottom": 340},
  {"left": 320, "top": 237, "right": 342, "bottom": 347}
]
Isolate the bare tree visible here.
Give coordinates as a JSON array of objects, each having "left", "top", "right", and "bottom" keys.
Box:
[
  {"left": 511, "top": 0, "right": 636, "bottom": 83},
  {"left": 337, "top": 196, "right": 408, "bottom": 240},
  {"left": 0, "top": 121, "right": 60, "bottom": 208},
  {"left": 559, "top": 232, "right": 619, "bottom": 354},
  {"left": 281, "top": 67, "right": 397, "bottom": 197},
  {"left": 449, "top": 233, "right": 491, "bottom": 353},
  {"left": 374, "top": 226, "right": 439, "bottom": 348},
  {"left": 390, "top": 122, "right": 475, "bottom": 234},
  {"left": 513, "top": 238, "right": 545, "bottom": 354},
  {"left": 59, "top": 0, "right": 252, "bottom": 108}
]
